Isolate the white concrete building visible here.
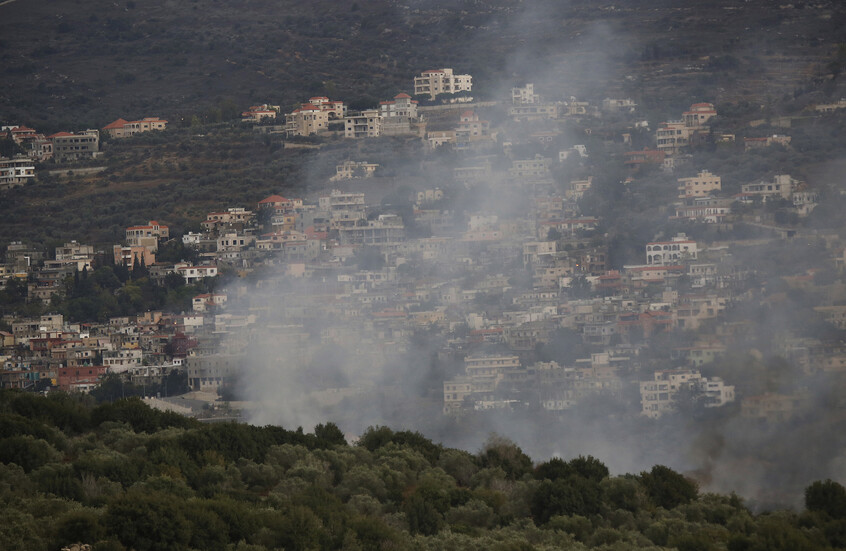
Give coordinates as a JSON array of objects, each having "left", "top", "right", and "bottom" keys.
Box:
[{"left": 646, "top": 233, "right": 698, "bottom": 265}]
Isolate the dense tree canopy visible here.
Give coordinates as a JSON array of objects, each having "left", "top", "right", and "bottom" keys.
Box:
[{"left": 0, "top": 389, "right": 841, "bottom": 550}]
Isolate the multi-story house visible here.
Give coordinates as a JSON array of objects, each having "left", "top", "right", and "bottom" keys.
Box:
[
  {"left": 103, "top": 117, "right": 167, "bottom": 138},
  {"left": 646, "top": 233, "right": 698, "bottom": 265},
  {"left": 744, "top": 134, "right": 791, "bottom": 151},
  {"left": 677, "top": 170, "right": 721, "bottom": 199},
  {"left": 344, "top": 109, "right": 381, "bottom": 138},
  {"left": 640, "top": 368, "right": 734, "bottom": 418},
  {"left": 103, "top": 347, "right": 143, "bottom": 373},
  {"left": 337, "top": 215, "right": 405, "bottom": 246},
  {"left": 176, "top": 265, "right": 218, "bottom": 284},
  {"left": 510, "top": 155, "right": 551, "bottom": 180},
  {"left": 285, "top": 103, "right": 329, "bottom": 136},
  {"left": 202, "top": 208, "right": 255, "bottom": 233},
  {"left": 49, "top": 130, "right": 100, "bottom": 162},
  {"left": 455, "top": 110, "right": 490, "bottom": 143},
  {"left": 672, "top": 197, "right": 732, "bottom": 223},
  {"left": 601, "top": 98, "right": 637, "bottom": 112},
  {"left": 308, "top": 96, "right": 346, "bottom": 119},
  {"left": 241, "top": 105, "right": 278, "bottom": 123},
  {"left": 656, "top": 103, "right": 716, "bottom": 156},
  {"left": 512, "top": 83, "right": 540, "bottom": 104},
  {"left": 186, "top": 353, "right": 244, "bottom": 391},
  {"left": 414, "top": 68, "right": 472, "bottom": 100},
  {"left": 682, "top": 103, "right": 717, "bottom": 127},
  {"left": 331, "top": 161, "right": 379, "bottom": 181},
  {"left": 318, "top": 189, "right": 366, "bottom": 213},
  {"left": 0, "top": 156, "right": 35, "bottom": 190},
  {"left": 736, "top": 174, "right": 797, "bottom": 202},
  {"left": 126, "top": 220, "right": 169, "bottom": 252},
  {"left": 509, "top": 103, "right": 558, "bottom": 121},
  {"left": 379, "top": 93, "right": 418, "bottom": 119},
  {"left": 676, "top": 294, "right": 727, "bottom": 330},
  {"left": 192, "top": 293, "right": 227, "bottom": 312},
  {"left": 113, "top": 245, "right": 156, "bottom": 268}
]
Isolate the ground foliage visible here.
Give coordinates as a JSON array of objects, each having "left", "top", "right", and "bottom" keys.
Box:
[{"left": 0, "top": 389, "right": 842, "bottom": 551}]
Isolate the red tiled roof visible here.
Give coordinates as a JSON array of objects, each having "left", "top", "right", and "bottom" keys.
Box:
[
  {"left": 48, "top": 132, "right": 74, "bottom": 138},
  {"left": 395, "top": 93, "right": 411, "bottom": 99},
  {"left": 103, "top": 118, "right": 129, "bottom": 130},
  {"left": 258, "top": 194, "right": 289, "bottom": 204}
]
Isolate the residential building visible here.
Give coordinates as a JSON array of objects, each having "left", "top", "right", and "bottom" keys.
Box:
[
  {"left": 53, "top": 241, "right": 95, "bottom": 271},
  {"left": 673, "top": 197, "right": 732, "bottom": 223},
  {"left": 676, "top": 294, "right": 727, "bottom": 330},
  {"left": 656, "top": 121, "right": 692, "bottom": 155},
  {"left": 113, "top": 245, "right": 156, "bottom": 268},
  {"left": 257, "top": 195, "right": 302, "bottom": 214},
  {"left": 416, "top": 188, "right": 444, "bottom": 205},
  {"left": 202, "top": 208, "right": 255, "bottom": 232},
  {"left": 640, "top": 368, "right": 734, "bottom": 418},
  {"left": 601, "top": 98, "right": 637, "bottom": 112},
  {"left": 455, "top": 110, "right": 490, "bottom": 143},
  {"left": 736, "top": 174, "right": 797, "bottom": 202},
  {"left": 103, "top": 117, "right": 167, "bottom": 138},
  {"left": 344, "top": 109, "right": 382, "bottom": 138},
  {"left": 740, "top": 392, "right": 808, "bottom": 422},
  {"left": 512, "top": 83, "right": 540, "bottom": 104},
  {"left": 50, "top": 130, "right": 100, "bottom": 162},
  {"left": 656, "top": 103, "right": 716, "bottom": 155},
  {"left": 0, "top": 156, "right": 35, "bottom": 190},
  {"left": 103, "top": 347, "right": 143, "bottom": 373},
  {"left": 338, "top": 214, "right": 405, "bottom": 246},
  {"left": 379, "top": 93, "right": 418, "bottom": 119},
  {"left": 677, "top": 170, "right": 721, "bottom": 199},
  {"left": 285, "top": 103, "right": 329, "bottom": 136},
  {"left": 814, "top": 98, "right": 846, "bottom": 113},
  {"left": 427, "top": 130, "right": 455, "bottom": 148},
  {"left": 186, "top": 354, "right": 244, "bottom": 391},
  {"left": 331, "top": 161, "right": 379, "bottom": 181},
  {"left": 510, "top": 155, "right": 551, "bottom": 179},
  {"left": 646, "top": 233, "right": 698, "bottom": 265},
  {"left": 240, "top": 105, "right": 278, "bottom": 123},
  {"left": 444, "top": 353, "right": 524, "bottom": 413},
  {"left": 126, "top": 220, "right": 169, "bottom": 252},
  {"left": 177, "top": 265, "right": 218, "bottom": 284},
  {"left": 192, "top": 293, "right": 227, "bottom": 312},
  {"left": 414, "top": 68, "right": 472, "bottom": 100},
  {"left": 744, "top": 134, "right": 791, "bottom": 151},
  {"left": 58, "top": 365, "right": 108, "bottom": 392},
  {"left": 682, "top": 103, "right": 717, "bottom": 127},
  {"left": 566, "top": 177, "right": 593, "bottom": 201},
  {"left": 509, "top": 103, "right": 558, "bottom": 120},
  {"left": 308, "top": 96, "right": 347, "bottom": 119},
  {"left": 318, "top": 190, "right": 366, "bottom": 213},
  {"left": 624, "top": 148, "right": 665, "bottom": 171}
]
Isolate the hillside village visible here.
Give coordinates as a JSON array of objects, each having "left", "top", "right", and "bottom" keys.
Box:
[{"left": 1, "top": 66, "right": 846, "bottom": 429}]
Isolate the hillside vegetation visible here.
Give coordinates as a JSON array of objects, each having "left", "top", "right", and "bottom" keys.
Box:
[
  {"left": 1, "top": 389, "right": 846, "bottom": 551},
  {"left": 2, "top": 0, "right": 845, "bottom": 130}
]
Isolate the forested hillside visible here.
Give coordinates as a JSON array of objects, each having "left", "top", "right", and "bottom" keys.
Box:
[
  {"left": 1, "top": 390, "right": 845, "bottom": 551},
  {"left": 2, "top": 0, "right": 845, "bottom": 130}
]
